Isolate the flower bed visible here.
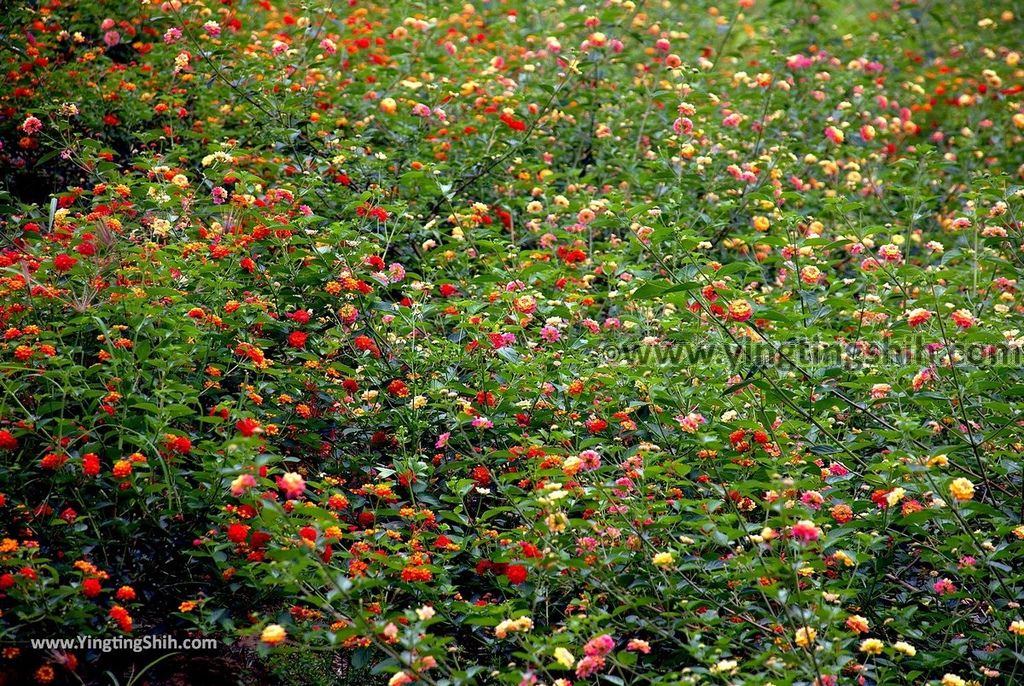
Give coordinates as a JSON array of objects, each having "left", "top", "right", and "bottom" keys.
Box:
[{"left": 2, "top": 1, "right": 1024, "bottom": 684}]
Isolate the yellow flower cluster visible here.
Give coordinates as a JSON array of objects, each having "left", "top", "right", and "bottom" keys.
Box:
[
  {"left": 948, "top": 477, "right": 975, "bottom": 501},
  {"left": 495, "top": 616, "right": 534, "bottom": 639}
]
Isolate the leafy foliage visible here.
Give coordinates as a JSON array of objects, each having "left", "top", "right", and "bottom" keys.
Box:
[{"left": 2, "top": 0, "right": 1024, "bottom": 685}]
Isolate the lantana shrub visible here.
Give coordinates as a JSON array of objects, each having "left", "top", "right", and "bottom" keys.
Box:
[{"left": 3, "top": 0, "right": 1024, "bottom": 685}]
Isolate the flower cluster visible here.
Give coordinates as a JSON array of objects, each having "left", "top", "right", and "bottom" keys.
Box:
[{"left": 1, "top": 0, "right": 1024, "bottom": 684}]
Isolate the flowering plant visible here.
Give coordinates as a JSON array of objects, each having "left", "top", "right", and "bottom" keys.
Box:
[{"left": 2, "top": 0, "right": 1024, "bottom": 685}]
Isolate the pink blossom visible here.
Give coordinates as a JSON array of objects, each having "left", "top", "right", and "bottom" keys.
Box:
[
  {"left": 583, "top": 634, "right": 615, "bottom": 657},
  {"left": 517, "top": 671, "right": 537, "bottom": 686},
  {"left": 388, "top": 673, "right": 414, "bottom": 686},
  {"left": 575, "top": 655, "right": 606, "bottom": 678},
  {"left": 540, "top": 326, "right": 560, "bottom": 342},
  {"left": 488, "top": 332, "right": 516, "bottom": 349},
  {"left": 912, "top": 367, "right": 935, "bottom": 392},
  {"left": 828, "top": 462, "right": 849, "bottom": 477},
  {"left": 824, "top": 125, "right": 844, "bottom": 144},
  {"left": 787, "top": 54, "right": 814, "bottom": 70},
  {"left": 672, "top": 117, "right": 693, "bottom": 135},
  {"left": 674, "top": 412, "right": 706, "bottom": 433},
  {"left": 22, "top": 116, "right": 42, "bottom": 134},
  {"left": 230, "top": 473, "right": 257, "bottom": 497},
  {"left": 800, "top": 491, "right": 824, "bottom": 510},
  {"left": 276, "top": 472, "right": 306, "bottom": 499},
  {"left": 626, "top": 639, "right": 651, "bottom": 654},
  {"left": 578, "top": 450, "right": 601, "bottom": 471},
  {"left": 790, "top": 520, "right": 821, "bottom": 543}
]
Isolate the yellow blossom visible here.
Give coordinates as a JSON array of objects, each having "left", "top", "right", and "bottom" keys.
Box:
[
  {"left": 893, "top": 641, "right": 916, "bottom": 656},
  {"left": 860, "top": 638, "right": 884, "bottom": 655},
  {"left": 260, "top": 624, "right": 287, "bottom": 645},
  {"left": 794, "top": 627, "right": 816, "bottom": 647},
  {"left": 846, "top": 615, "right": 869, "bottom": 633},
  {"left": 949, "top": 477, "right": 975, "bottom": 501},
  {"left": 652, "top": 552, "right": 674, "bottom": 567}
]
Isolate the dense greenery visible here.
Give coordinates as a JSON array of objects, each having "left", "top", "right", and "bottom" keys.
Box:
[{"left": 3, "top": 0, "right": 1024, "bottom": 684}]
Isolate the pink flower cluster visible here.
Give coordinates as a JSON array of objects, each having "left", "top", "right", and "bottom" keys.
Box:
[{"left": 576, "top": 634, "right": 615, "bottom": 677}]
